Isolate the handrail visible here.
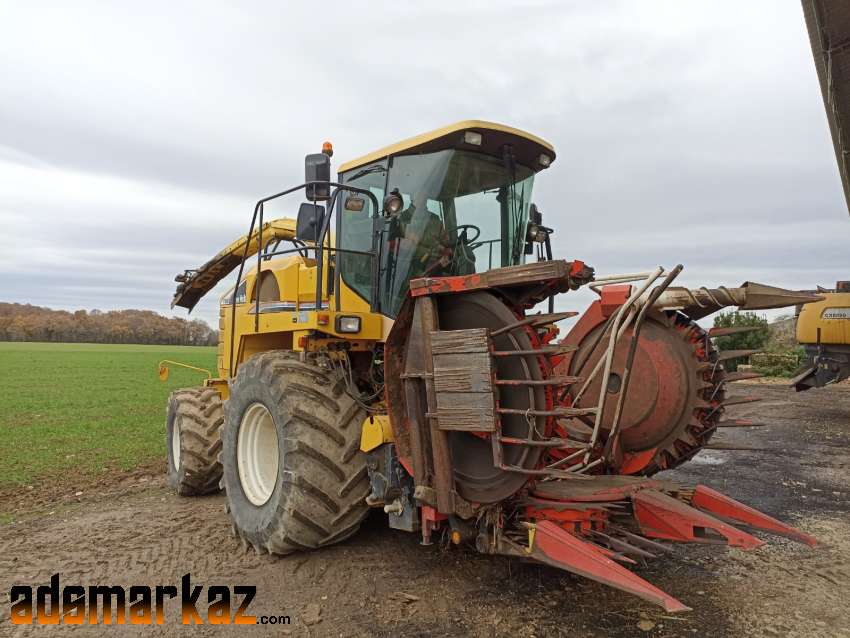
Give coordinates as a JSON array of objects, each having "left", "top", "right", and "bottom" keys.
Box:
[{"left": 228, "top": 181, "right": 381, "bottom": 377}]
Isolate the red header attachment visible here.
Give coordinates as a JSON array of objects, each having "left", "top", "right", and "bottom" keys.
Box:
[
  {"left": 691, "top": 485, "right": 817, "bottom": 548},
  {"left": 600, "top": 284, "right": 631, "bottom": 317}
]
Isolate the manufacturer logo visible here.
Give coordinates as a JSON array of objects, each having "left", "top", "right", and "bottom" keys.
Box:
[{"left": 821, "top": 307, "right": 850, "bottom": 320}]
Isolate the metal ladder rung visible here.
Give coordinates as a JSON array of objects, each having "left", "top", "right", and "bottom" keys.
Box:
[
  {"left": 497, "top": 407, "right": 597, "bottom": 417},
  {"left": 489, "top": 311, "right": 579, "bottom": 336},
  {"left": 495, "top": 376, "right": 583, "bottom": 387},
  {"left": 500, "top": 436, "right": 585, "bottom": 448},
  {"left": 497, "top": 463, "right": 592, "bottom": 479},
  {"left": 527, "top": 311, "right": 580, "bottom": 324},
  {"left": 492, "top": 345, "right": 578, "bottom": 357}
]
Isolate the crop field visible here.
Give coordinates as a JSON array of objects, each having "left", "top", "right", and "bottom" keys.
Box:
[{"left": 0, "top": 342, "right": 216, "bottom": 493}]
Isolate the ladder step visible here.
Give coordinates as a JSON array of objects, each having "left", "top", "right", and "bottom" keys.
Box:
[
  {"left": 528, "top": 311, "right": 580, "bottom": 325},
  {"left": 492, "top": 345, "right": 578, "bottom": 357},
  {"left": 497, "top": 463, "right": 587, "bottom": 478},
  {"left": 500, "top": 436, "right": 573, "bottom": 448},
  {"left": 495, "top": 376, "right": 583, "bottom": 387},
  {"left": 489, "top": 312, "right": 579, "bottom": 336},
  {"left": 498, "top": 407, "right": 597, "bottom": 417}
]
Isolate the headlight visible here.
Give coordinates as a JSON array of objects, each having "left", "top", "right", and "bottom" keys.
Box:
[
  {"left": 463, "top": 131, "right": 483, "bottom": 146},
  {"left": 383, "top": 190, "right": 404, "bottom": 216},
  {"left": 336, "top": 316, "right": 361, "bottom": 333}
]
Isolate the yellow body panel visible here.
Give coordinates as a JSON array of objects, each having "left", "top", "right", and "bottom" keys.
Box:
[
  {"left": 218, "top": 303, "right": 384, "bottom": 375},
  {"left": 796, "top": 292, "right": 850, "bottom": 345},
  {"left": 338, "top": 120, "right": 555, "bottom": 173},
  {"left": 360, "top": 415, "right": 394, "bottom": 452},
  {"left": 212, "top": 238, "right": 385, "bottom": 377},
  {"left": 337, "top": 277, "right": 374, "bottom": 314}
]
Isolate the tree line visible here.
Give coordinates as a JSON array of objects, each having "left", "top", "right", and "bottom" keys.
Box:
[{"left": 0, "top": 303, "right": 218, "bottom": 346}]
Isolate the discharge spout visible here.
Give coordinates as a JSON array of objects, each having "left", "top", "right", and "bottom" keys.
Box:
[{"left": 648, "top": 282, "right": 824, "bottom": 319}]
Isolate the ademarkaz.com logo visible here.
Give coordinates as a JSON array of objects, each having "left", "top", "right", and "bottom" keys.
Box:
[{"left": 10, "top": 573, "right": 290, "bottom": 626}]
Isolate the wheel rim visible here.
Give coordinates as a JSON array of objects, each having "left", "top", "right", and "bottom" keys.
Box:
[
  {"left": 172, "top": 418, "right": 182, "bottom": 470},
  {"left": 237, "top": 402, "right": 280, "bottom": 506}
]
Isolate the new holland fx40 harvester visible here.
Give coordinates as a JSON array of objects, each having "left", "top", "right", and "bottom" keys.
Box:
[{"left": 165, "top": 121, "right": 821, "bottom": 612}]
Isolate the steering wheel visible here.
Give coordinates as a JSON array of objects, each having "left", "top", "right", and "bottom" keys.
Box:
[{"left": 455, "top": 224, "right": 481, "bottom": 244}]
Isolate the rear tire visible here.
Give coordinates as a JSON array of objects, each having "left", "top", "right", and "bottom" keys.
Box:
[
  {"left": 166, "top": 387, "right": 224, "bottom": 495},
  {"left": 222, "top": 351, "right": 371, "bottom": 555}
]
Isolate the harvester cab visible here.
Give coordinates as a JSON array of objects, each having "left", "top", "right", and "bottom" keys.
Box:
[
  {"left": 340, "top": 130, "right": 547, "bottom": 314},
  {"left": 166, "top": 121, "right": 823, "bottom": 612}
]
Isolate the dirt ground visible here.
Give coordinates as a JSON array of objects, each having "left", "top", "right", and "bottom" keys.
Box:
[{"left": 1, "top": 383, "right": 848, "bottom": 637}]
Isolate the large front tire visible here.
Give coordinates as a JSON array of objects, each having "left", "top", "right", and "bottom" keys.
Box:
[
  {"left": 166, "top": 387, "right": 224, "bottom": 495},
  {"left": 222, "top": 351, "right": 371, "bottom": 555}
]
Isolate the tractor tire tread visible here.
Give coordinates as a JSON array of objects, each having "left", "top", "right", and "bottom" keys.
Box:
[
  {"left": 167, "top": 387, "right": 224, "bottom": 496},
  {"left": 223, "top": 350, "right": 370, "bottom": 555}
]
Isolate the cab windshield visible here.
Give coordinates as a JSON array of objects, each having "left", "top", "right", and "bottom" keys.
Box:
[{"left": 339, "top": 149, "right": 535, "bottom": 317}]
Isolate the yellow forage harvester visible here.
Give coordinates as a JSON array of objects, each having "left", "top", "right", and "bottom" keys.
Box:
[{"left": 164, "top": 122, "right": 821, "bottom": 612}]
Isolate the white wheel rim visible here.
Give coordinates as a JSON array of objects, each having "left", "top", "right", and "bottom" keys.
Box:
[
  {"left": 237, "top": 402, "right": 280, "bottom": 506},
  {"left": 172, "top": 418, "right": 182, "bottom": 471}
]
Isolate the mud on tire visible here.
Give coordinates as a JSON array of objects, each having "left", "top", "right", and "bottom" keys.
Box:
[
  {"left": 166, "top": 387, "right": 224, "bottom": 496},
  {"left": 222, "top": 351, "right": 371, "bottom": 555}
]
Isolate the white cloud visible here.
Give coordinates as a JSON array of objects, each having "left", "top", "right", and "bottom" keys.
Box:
[{"left": 0, "top": 0, "right": 847, "bottom": 332}]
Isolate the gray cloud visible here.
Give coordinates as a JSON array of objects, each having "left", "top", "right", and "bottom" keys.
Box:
[{"left": 0, "top": 0, "right": 847, "bottom": 331}]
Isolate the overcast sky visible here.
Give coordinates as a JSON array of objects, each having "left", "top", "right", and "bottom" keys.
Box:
[{"left": 1, "top": 0, "right": 847, "bottom": 328}]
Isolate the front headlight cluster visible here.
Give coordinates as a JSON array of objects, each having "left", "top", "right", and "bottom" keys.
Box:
[{"left": 335, "top": 316, "right": 361, "bottom": 333}]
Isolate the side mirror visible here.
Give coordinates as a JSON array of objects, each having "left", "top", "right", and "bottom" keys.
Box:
[
  {"left": 525, "top": 203, "right": 543, "bottom": 255},
  {"left": 305, "top": 153, "right": 331, "bottom": 201},
  {"left": 529, "top": 203, "right": 543, "bottom": 226},
  {"left": 296, "top": 203, "right": 325, "bottom": 242},
  {"left": 344, "top": 195, "right": 365, "bottom": 212}
]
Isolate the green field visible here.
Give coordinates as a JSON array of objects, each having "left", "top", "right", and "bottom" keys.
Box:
[{"left": 0, "top": 342, "right": 217, "bottom": 489}]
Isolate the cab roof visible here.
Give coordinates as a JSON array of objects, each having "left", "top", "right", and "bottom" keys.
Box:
[{"left": 337, "top": 120, "right": 556, "bottom": 174}]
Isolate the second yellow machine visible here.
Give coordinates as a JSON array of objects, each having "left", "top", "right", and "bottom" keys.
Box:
[{"left": 792, "top": 280, "right": 850, "bottom": 390}]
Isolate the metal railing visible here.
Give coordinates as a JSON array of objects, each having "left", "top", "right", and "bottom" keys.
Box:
[{"left": 227, "top": 182, "right": 381, "bottom": 377}]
